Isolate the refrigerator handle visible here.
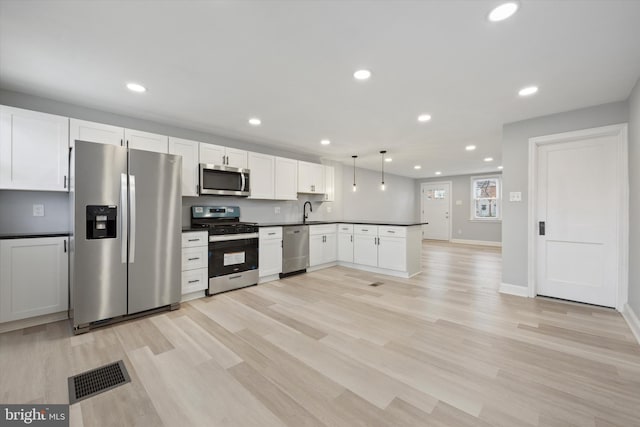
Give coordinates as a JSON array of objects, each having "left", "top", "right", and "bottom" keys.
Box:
[
  {"left": 130, "top": 174, "right": 136, "bottom": 263},
  {"left": 120, "top": 173, "right": 128, "bottom": 264}
]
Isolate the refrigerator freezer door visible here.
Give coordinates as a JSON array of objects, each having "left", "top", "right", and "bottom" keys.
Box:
[
  {"left": 73, "top": 141, "right": 128, "bottom": 326},
  {"left": 127, "top": 149, "right": 182, "bottom": 314}
]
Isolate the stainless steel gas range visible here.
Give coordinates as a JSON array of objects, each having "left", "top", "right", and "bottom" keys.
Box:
[{"left": 191, "top": 206, "right": 259, "bottom": 295}]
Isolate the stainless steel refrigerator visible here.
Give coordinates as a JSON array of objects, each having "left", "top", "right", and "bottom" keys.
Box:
[{"left": 70, "top": 141, "right": 181, "bottom": 333}]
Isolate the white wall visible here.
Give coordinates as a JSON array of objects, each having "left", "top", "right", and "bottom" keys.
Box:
[
  {"left": 415, "top": 173, "right": 502, "bottom": 243},
  {"left": 501, "top": 101, "right": 629, "bottom": 289},
  {"left": 628, "top": 78, "right": 640, "bottom": 315}
]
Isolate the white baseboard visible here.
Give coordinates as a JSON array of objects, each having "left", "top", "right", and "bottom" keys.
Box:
[
  {"left": 499, "top": 282, "right": 529, "bottom": 297},
  {"left": 450, "top": 238, "right": 502, "bottom": 247},
  {"left": 258, "top": 273, "right": 280, "bottom": 284},
  {"left": 181, "top": 290, "right": 206, "bottom": 303},
  {"left": 622, "top": 303, "right": 640, "bottom": 345}
]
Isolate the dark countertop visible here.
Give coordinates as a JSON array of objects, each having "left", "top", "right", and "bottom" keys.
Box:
[
  {"left": 182, "top": 227, "right": 208, "bottom": 233},
  {"left": 257, "top": 221, "right": 427, "bottom": 227},
  {"left": 0, "top": 232, "right": 71, "bottom": 240}
]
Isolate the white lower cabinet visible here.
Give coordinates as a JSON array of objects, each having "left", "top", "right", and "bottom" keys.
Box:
[
  {"left": 181, "top": 232, "right": 208, "bottom": 298},
  {"left": 0, "top": 237, "right": 69, "bottom": 322},
  {"left": 259, "top": 227, "right": 282, "bottom": 281},
  {"left": 352, "top": 225, "right": 411, "bottom": 273},
  {"left": 309, "top": 224, "right": 337, "bottom": 267},
  {"left": 337, "top": 224, "right": 354, "bottom": 263}
]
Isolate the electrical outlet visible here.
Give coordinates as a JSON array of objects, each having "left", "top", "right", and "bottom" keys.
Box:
[
  {"left": 33, "top": 204, "right": 45, "bottom": 217},
  {"left": 274, "top": 206, "right": 281, "bottom": 214},
  {"left": 457, "top": 229, "right": 462, "bottom": 235},
  {"left": 326, "top": 206, "right": 332, "bottom": 213},
  {"left": 509, "top": 192, "right": 522, "bottom": 202}
]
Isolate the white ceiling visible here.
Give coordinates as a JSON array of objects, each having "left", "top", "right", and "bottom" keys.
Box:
[{"left": 1, "top": 1, "right": 640, "bottom": 178}]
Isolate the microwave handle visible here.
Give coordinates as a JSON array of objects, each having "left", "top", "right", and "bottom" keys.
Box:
[{"left": 241, "top": 172, "right": 246, "bottom": 192}]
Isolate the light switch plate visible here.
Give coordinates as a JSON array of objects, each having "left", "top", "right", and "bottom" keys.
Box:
[
  {"left": 509, "top": 192, "right": 522, "bottom": 202},
  {"left": 455, "top": 200, "right": 463, "bottom": 206},
  {"left": 33, "top": 204, "right": 45, "bottom": 217},
  {"left": 326, "top": 206, "right": 332, "bottom": 213},
  {"left": 274, "top": 206, "right": 281, "bottom": 214}
]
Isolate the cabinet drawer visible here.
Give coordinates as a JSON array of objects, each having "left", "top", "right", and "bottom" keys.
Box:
[
  {"left": 378, "top": 226, "right": 406, "bottom": 238},
  {"left": 181, "top": 268, "right": 208, "bottom": 294},
  {"left": 353, "top": 225, "right": 378, "bottom": 236},
  {"left": 338, "top": 224, "right": 354, "bottom": 234},
  {"left": 259, "top": 227, "right": 283, "bottom": 240},
  {"left": 309, "top": 224, "right": 337, "bottom": 236},
  {"left": 182, "top": 246, "right": 207, "bottom": 271},
  {"left": 181, "top": 231, "right": 208, "bottom": 248}
]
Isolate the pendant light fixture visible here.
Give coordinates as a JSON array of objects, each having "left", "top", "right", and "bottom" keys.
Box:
[
  {"left": 380, "top": 150, "right": 387, "bottom": 191},
  {"left": 352, "top": 155, "right": 358, "bottom": 192}
]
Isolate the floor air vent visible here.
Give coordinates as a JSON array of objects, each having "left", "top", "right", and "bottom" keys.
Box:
[
  {"left": 369, "top": 281, "right": 384, "bottom": 287},
  {"left": 68, "top": 360, "right": 131, "bottom": 404}
]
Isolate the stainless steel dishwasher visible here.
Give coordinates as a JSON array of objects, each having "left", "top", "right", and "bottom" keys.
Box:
[{"left": 280, "top": 225, "right": 309, "bottom": 277}]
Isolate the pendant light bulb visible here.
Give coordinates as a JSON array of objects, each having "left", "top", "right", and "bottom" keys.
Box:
[
  {"left": 352, "top": 155, "right": 358, "bottom": 192},
  {"left": 380, "top": 150, "right": 387, "bottom": 191}
]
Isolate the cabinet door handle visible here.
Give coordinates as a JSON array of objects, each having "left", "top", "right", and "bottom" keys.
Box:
[
  {"left": 350, "top": 235, "right": 352, "bottom": 242},
  {"left": 268, "top": 232, "right": 276, "bottom": 235},
  {"left": 188, "top": 257, "right": 200, "bottom": 261},
  {"left": 64, "top": 175, "right": 67, "bottom": 189},
  {"left": 188, "top": 279, "right": 200, "bottom": 284},
  {"left": 387, "top": 231, "right": 395, "bottom": 234},
  {"left": 188, "top": 238, "right": 200, "bottom": 242},
  {"left": 64, "top": 239, "right": 67, "bottom": 253}
]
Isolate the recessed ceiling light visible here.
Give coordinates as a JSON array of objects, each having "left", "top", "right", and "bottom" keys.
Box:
[
  {"left": 488, "top": 2, "right": 519, "bottom": 22},
  {"left": 414, "top": 165, "right": 422, "bottom": 170},
  {"left": 465, "top": 145, "right": 476, "bottom": 151},
  {"left": 484, "top": 157, "right": 494, "bottom": 162},
  {"left": 353, "top": 69, "right": 371, "bottom": 80},
  {"left": 248, "top": 118, "right": 261, "bottom": 126},
  {"left": 497, "top": 165, "right": 504, "bottom": 170},
  {"left": 518, "top": 86, "right": 539, "bottom": 97},
  {"left": 435, "top": 171, "right": 442, "bottom": 175},
  {"left": 320, "top": 139, "right": 331, "bottom": 145},
  {"left": 417, "top": 114, "right": 432, "bottom": 123},
  {"left": 126, "top": 82, "right": 146, "bottom": 93},
  {"left": 385, "top": 158, "right": 392, "bottom": 162}
]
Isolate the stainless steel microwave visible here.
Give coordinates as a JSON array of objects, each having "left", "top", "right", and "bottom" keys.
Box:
[{"left": 199, "top": 164, "right": 250, "bottom": 196}]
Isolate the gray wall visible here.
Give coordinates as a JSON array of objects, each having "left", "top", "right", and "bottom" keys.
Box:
[
  {"left": 416, "top": 173, "right": 502, "bottom": 243},
  {"left": 629, "top": 78, "right": 640, "bottom": 315},
  {"left": 0, "top": 90, "right": 419, "bottom": 232},
  {"left": 501, "top": 101, "right": 629, "bottom": 288},
  {"left": 0, "top": 191, "right": 69, "bottom": 234},
  {"left": 342, "top": 165, "right": 417, "bottom": 223}
]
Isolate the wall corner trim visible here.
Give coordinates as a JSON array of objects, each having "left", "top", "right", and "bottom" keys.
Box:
[
  {"left": 499, "top": 283, "right": 529, "bottom": 297},
  {"left": 622, "top": 303, "right": 640, "bottom": 346},
  {"left": 450, "top": 239, "right": 502, "bottom": 247}
]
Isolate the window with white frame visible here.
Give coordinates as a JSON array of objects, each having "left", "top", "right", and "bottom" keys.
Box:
[{"left": 471, "top": 175, "right": 501, "bottom": 220}]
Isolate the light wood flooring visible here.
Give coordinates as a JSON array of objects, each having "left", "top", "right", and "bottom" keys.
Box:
[{"left": 1, "top": 241, "right": 640, "bottom": 426}]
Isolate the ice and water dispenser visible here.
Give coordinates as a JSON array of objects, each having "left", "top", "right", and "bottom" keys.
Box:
[{"left": 86, "top": 205, "right": 117, "bottom": 239}]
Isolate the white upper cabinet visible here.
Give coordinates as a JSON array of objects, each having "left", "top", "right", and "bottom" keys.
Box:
[
  {"left": 323, "top": 165, "right": 335, "bottom": 202},
  {"left": 70, "top": 118, "right": 123, "bottom": 147},
  {"left": 125, "top": 128, "right": 168, "bottom": 154},
  {"left": 199, "top": 143, "right": 225, "bottom": 165},
  {"left": 199, "top": 143, "right": 247, "bottom": 169},
  {"left": 0, "top": 106, "right": 69, "bottom": 191},
  {"left": 226, "top": 147, "right": 248, "bottom": 169},
  {"left": 248, "top": 152, "right": 275, "bottom": 199},
  {"left": 274, "top": 157, "right": 298, "bottom": 200},
  {"left": 298, "top": 161, "right": 325, "bottom": 194},
  {"left": 168, "top": 137, "right": 199, "bottom": 197}
]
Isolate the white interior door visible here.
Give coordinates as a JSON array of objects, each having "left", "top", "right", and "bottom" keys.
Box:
[
  {"left": 536, "top": 133, "right": 621, "bottom": 307},
  {"left": 421, "top": 182, "right": 451, "bottom": 240}
]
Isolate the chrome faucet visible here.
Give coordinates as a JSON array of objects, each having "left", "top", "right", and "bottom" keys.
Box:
[{"left": 303, "top": 201, "right": 312, "bottom": 224}]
